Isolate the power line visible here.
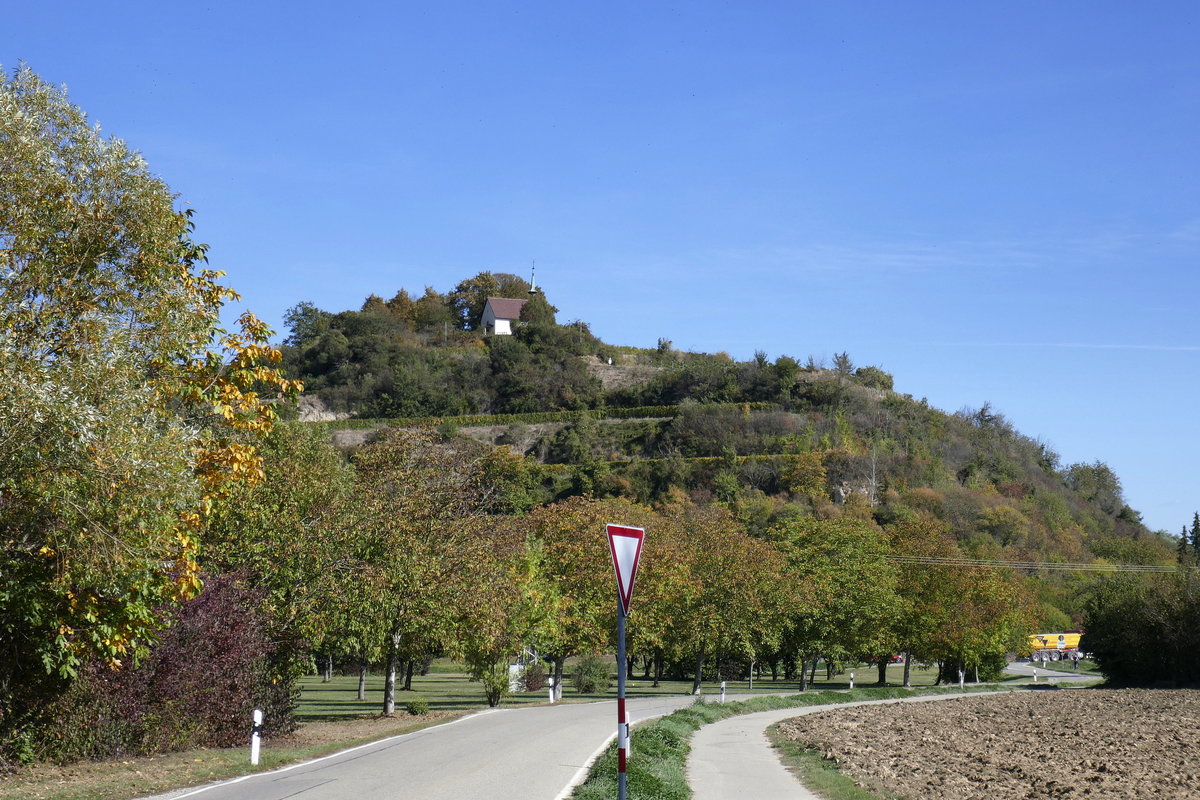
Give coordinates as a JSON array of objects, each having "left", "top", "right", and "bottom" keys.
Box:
[{"left": 886, "top": 555, "right": 1178, "bottom": 573}]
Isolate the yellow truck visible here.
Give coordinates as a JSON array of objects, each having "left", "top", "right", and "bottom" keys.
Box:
[{"left": 1024, "top": 632, "right": 1082, "bottom": 660}]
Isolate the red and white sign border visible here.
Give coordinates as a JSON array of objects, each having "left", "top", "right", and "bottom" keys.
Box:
[{"left": 606, "top": 523, "right": 645, "bottom": 617}]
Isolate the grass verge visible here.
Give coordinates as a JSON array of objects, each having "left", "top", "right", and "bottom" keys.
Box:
[
  {"left": 568, "top": 684, "right": 1011, "bottom": 800},
  {"left": 0, "top": 714, "right": 462, "bottom": 800},
  {"left": 767, "top": 736, "right": 907, "bottom": 800}
]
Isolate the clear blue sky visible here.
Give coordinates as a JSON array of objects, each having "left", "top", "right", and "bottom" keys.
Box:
[{"left": 9, "top": 2, "right": 1199, "bottom": 535}]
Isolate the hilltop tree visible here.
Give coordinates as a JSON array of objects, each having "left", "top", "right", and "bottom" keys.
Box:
[
  {"left": 448, "top": 272, "right": 532, "bottom": 330},
  {"left": 283, "top": 301, "right": 333, "bottom": 347},
  {"left": 0, "top": 61, "right": 295, "bottom": 750},
  {"left": 1064, "top": 461, "right": 1124, "bottom": 516}
]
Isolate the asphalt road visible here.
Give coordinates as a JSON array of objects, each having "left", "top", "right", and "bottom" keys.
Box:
[
  {"left": 145, "top": 694, "right": 699, "bottom": 800},
  {"left": 1003, "top": 660, "right": 1096, "bottom": 682},
  {"left": 145, "top": 664, "right": 1096, "bottom": 800}
]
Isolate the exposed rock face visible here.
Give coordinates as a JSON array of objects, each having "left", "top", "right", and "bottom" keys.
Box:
[
  {"left": 583, "top": 356, "right": 661, "bottom": 391},
  {"left": 297, "top": 395, "right": 350, "bottom": 422}
]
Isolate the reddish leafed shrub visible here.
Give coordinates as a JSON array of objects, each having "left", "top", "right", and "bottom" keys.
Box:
[{"left": 33, "top": 573, "right": 294, "bottom": 762}]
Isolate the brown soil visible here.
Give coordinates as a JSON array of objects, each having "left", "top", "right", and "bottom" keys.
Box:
[{"left": 775, "top": 689, "right": 1200, "bottom": 800}]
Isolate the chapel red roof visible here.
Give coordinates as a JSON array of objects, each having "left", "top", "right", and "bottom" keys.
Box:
[{"left": 485, "top": 297, "right": 528, "bottom": 320}]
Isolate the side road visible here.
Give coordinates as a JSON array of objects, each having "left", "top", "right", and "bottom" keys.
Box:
[
  {"left": 687, "top": 666, "right": 1098, "bottom": 800},
  {"left": 688, "top": 692, "right": 982, "bottom": 800}
]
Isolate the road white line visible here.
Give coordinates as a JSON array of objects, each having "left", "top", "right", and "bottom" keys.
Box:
[
  {"left": 553, "top": 731, "right": 617, "bottom": 800},
  {"left": 153, "top": 709, "right": 499, "bottom": 800}
]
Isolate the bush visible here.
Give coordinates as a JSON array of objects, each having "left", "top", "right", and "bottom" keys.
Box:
[
  {"left": 406, "top": 697, "right": 430, "bottom": 716},
  {"left": 519, "top": 661, "right": 547, "bottom": 692},
  {"left": 23, "top": 573, "right": 294, "bottom": 763},
  {"left": 572, "top": 656, "right": 612, "bottom": 694},
  {"left": 1083, "top": 572, "right": 1200, "bottom": 686}
]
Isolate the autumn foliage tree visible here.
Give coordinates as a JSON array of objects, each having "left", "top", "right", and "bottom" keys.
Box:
[
  {"left": 340, "top": 429, "right": 521, "bottom": 713},
  {"left": 0, "top": 65, "right": 295, "bottom": 757}
]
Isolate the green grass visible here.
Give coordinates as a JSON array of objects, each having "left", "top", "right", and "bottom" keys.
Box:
[
  {"left": 296, "top": 659, "right": 957, "bottom": 719},
  {"left": 768, "top": 735, "right": 907, "bottom": 800},
  {"left": 568, "top": 684, "right": 1011, "bottom": 800}
]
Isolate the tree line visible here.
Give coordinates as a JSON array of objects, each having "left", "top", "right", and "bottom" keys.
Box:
[{"left": 204, "top": 425, "right": 1042, "bottom": 716}]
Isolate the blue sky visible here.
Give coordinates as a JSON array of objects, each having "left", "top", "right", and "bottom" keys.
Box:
[{"left": 9, "top": 2, "right": 1199, "bottom": 535}]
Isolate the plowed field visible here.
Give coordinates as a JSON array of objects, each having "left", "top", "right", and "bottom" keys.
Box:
[{"left": 775, "top": 689, "right": 1200, "bottom": 800}]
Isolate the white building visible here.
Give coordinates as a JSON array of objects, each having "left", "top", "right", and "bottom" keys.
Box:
[{"left": 480, "top": 296, "right": 528, "bottom": 335}]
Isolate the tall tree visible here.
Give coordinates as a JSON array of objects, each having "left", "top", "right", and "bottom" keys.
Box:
[
  {"left": 522, "top": 496, "right": 655, "bottom": 695},
  {"left": 769, "top": 516, "right": 900, "bottom": 689},
  {"left": 202, "top": 424, "right": 355, "bottom": 680},
  {"left": 661, "top": 503, "right": 791, "bottom": 693},
  {"left": 0, "top": 64, "right": 294, "bottom": 716},
  {"left": 341, "top": 429, "right": 511, "bottom": 714}
]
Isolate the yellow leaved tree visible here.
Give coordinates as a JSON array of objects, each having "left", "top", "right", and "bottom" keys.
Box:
[{"left": 0, "top": 62, "right": 297, "bottom": 720}]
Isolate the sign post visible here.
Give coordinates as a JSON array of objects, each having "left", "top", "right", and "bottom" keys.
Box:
[{"left": 607, "top": 523, "right": 645, "bottom": 800}]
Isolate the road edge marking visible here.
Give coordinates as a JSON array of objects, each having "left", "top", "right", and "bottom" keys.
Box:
[
  {"left": 553, "top": 731, "right": 617, "bottom": 800},
  {"left": 161, "top": 709, "right": 500, "bottom": 799}
]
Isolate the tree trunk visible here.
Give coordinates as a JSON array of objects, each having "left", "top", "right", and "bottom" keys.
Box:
[
  {"left": 652, "top": 654, "right": 662, "bottom": 688},
  {"left": 809, "top": 657, "right": 818, "bottom": 686},
  {"left": 902, "top": 651, "right": 912, "bottom": 688},
  {"left": 404, "top": 659, "right": 415, "bottom": 691},
  {"left": 553, "top": 655, "right": 566, "bottom": 701},
  {"left": 357, "top": 656, "right": 368, "bottom": 701},
  {"left": 876, "top": 658, "right": 888, "bottom": 686},
  {"left": 383, "top": 641, "right": 398, "bottom": 715},
  {"left": 973, "top": 664, "right": 979, "bottom": 684},
  {"left": 692, "top": 651, "right": 704, "bottom": 694},
  {"left": 627, "top": 655, "right": 635, "bottom": 680},
  {"left": 323, "top": 652, "right": 333, "bottom": 682},
  {"left": 799, "top": 657, "right": 809, "bottom": 692},
  {"left": 642, "top": 655, "right": 652, "bottom": 680}
]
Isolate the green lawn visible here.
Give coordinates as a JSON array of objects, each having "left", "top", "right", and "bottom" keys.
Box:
[{"left": 297, "top": 658, "right": 966, "bottom": 719}]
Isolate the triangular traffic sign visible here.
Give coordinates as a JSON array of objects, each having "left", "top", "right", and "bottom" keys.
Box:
[{"left": 607, "top": 523, "right": 645, "bottom": 617}]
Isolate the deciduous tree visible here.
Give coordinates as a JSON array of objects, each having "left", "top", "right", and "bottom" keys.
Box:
[{"left": 0, "top": 63, "right": 294, "bottom": 730}]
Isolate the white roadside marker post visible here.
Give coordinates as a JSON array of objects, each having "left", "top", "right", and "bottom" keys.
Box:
[
  {"left": 849, "top": 671, "right": 855, "bottom": 690},
  {"left": 720, "top": 680, "right": 726, "bottom": 704},
  {"left": 548, "top": 675, "right": 555, "bottom": 704},
  {"left": 250, "top": 708, "right": 263, "bottom": 765}
]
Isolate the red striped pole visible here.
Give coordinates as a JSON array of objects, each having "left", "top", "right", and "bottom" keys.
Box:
[{"left": 617, "top": 602, "right": 628, "bottom": 800}]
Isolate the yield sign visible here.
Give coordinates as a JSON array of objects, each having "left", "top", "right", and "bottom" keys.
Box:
[{"left": 606, "top": 523, "right": 645, "bottom": 617}]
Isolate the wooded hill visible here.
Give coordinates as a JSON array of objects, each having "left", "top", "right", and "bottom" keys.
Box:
[{"left": 283, "top": 274, "right": 1177, "bottom": 631}]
